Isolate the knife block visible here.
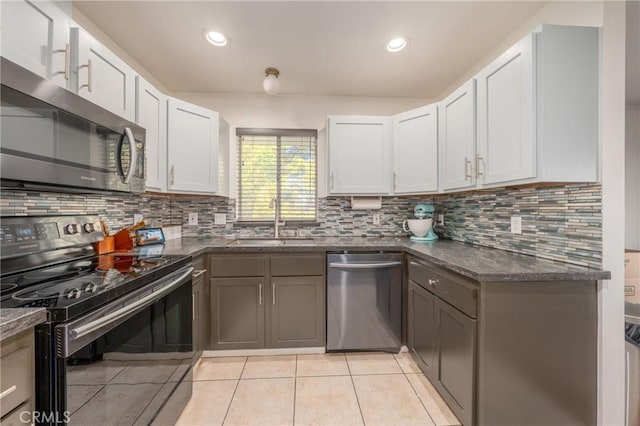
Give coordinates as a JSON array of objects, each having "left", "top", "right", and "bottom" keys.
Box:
[{"left": 114, "top": 229, "right": 134, "bottom": 250}]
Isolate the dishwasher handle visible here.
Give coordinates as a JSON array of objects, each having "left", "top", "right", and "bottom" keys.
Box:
[{"left": 329, "top": 261, "right": 402, "bottom": 269}]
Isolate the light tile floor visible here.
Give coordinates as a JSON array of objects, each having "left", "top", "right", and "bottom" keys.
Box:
[{"left": 176, "top": 352, "right": 460, "bottom": 426}]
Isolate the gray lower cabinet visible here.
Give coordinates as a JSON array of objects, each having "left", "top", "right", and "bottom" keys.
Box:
[
  {"left": 434, "top": 296, "right": 476, "bottom": 426},
  {"left": 408, "top": 265, "right": 476, "bottom": 426},
  {"left": 1, "top": 329, "right": 34, "bottom": 423},
  {"left": 270, "top": 276, "right": 325, "bottom": 348},
  {"left": 209, "top": 253, "right": 325, "bottom": 350},
  {"left": 408, "top": 255, "right": 598, "bottom": 426},
  {"left": 211, "top": 277, "right": 265, "bottom": 349},
  {"left": 408, "top": 281, "right": 437, "bottom": 378}
]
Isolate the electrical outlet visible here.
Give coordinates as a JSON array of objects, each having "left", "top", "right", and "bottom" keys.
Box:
[
  {"left": 133, "top": 214, "right": 143, "bottom": 224},
  {"left": 214, "top": 213, "right": 226, "bottom": 225},
  {"left": 510, "top": 216, "right": 522, "bottom": 234},
  {"left": 437, "top": 214, "right": 444, "bottom": 226},
  {"left": 188, "top": 212, "right": 198, "bottom": 226},
  {"left": 372, "top": 213, "right": 381, "bottom": 225}
]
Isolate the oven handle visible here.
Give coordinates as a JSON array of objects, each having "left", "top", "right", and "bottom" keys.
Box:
[
  {"left": 329, "top": 261, "right": 402, "bottom": 269},
  {"left": 70, "top": 267, "right": 193, "bottom": 340}
]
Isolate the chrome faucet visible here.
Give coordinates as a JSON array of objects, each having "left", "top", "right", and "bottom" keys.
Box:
[{"left": 270, "top": 197, "right": 285, "bottom": 238}]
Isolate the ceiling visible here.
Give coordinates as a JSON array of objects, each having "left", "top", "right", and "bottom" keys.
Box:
[{"left": 74, "top": 1, "right": 547, "bottom": 98}]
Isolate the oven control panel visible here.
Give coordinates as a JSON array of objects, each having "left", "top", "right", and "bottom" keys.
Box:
[{"left": 0, "top": 215, "right": 104, "bottom": 258}]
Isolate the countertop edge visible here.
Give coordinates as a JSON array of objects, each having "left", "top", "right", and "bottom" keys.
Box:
[
  {"left": 169, "top": 240, "right": 610, "bottom": 283},
  {"left": 1, "top": 308, "right": 47, "bottom": 341}
]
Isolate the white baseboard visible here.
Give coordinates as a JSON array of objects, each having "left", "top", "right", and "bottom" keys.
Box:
[{"left": 202, "top": 347, "right": 326, "bottom": 358}]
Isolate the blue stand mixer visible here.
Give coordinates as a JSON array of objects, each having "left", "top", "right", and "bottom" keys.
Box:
[{"left": 402, "top": 203, "right": 438, "bottom": 242}]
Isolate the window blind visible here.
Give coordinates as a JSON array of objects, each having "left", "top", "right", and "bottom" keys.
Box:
[{"left": 237, "top": 131, "right": 317, "bottom": 222}]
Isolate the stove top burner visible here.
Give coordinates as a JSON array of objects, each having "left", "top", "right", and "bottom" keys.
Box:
[{"left": 1, "top": 253, "right": 189, "bottom": 315}]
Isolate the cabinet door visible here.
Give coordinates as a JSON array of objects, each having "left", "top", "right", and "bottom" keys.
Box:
[
  {"left": 477, "top": 33, "right": 535, "bottom": 186},
  {"left": 439, "top": 80, "right": 476, "bottom": 191},
  {"left": 269, "top": 277, "right": 325, "bottom": 348},
  {"left": 1, "top": 0, "right": 70, "bottom": 89},
  {"left": 327, "top": 116, "right": 392, "bottom": 194},
  {"left": 408, "top": 281, "right": 437, "bottom": 379},
  {"left": 435, "top": 297, "right": 476, "bottom": 426},
  {"left": 136, "top": 77, "right": 167, "bottom": 192},
  {"left": 167, "top": 98, "right": 219, "bottom": 194},
  {"left": 71, "top": 27, "right": 136, "bottom": 121},
  {"left": 392, "top": 105, "right": 438, "bottom": 194},
  {"left": 211, "top": 278, "right": 264, "bottom": 350}
]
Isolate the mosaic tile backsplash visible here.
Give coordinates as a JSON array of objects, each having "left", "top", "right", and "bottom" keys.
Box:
[{"left": 0, "top": 182, "right": 602, "bottom": 268}]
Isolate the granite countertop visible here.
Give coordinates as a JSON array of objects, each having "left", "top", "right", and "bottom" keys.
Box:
[
  {"left": 155, "top": 237, "right": 610, "bottom": 283},
  {"left": 0, "top": 308, "right": 47, "bottom": 341}
]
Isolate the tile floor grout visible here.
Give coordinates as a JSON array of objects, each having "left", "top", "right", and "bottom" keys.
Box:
[{"left": 181, "top": 353, "right": 459, "bottom": 426}]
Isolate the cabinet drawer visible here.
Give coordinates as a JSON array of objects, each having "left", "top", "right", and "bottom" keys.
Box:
[
  {"left": 0, "top": 343, "right": 32, "bottom": 417},
  {"left": 408, "top": 259, "right": 432, "bottom": 289},
  {"left": 210, "top": 256, "right": 265, "bottom": 277},
  {"left": 1, "top": 401, "right": 32, "bottom": 426},
  {"left": 409, "top": 257, "right": 478, "bottom": 318},
  {"left": 271, "top": 255, "right": 325, "bottom": 276}
]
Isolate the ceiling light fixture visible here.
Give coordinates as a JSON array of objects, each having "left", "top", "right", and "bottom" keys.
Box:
[
  {"left": 386, "top": 37, "right": 407, "bottom": 53},
  {"left": 263, "top": 67, "right": 280, "bottom": 95},
  {"left": 205, "top": 31, "right": 228, "bottom": 47}
]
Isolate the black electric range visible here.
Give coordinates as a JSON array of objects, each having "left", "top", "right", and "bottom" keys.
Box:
[
  {"left": 1, "top": 252, "right": 191, "bottom": 321},
  {"left": 0, "top": 215, "right": 194, "bottom": 425}
]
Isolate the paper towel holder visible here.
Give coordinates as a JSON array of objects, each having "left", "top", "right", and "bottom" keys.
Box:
[{"left": 350, "top": 196, "right": 382, "bottom": 210}]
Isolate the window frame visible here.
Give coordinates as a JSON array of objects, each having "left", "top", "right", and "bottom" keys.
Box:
[{"left": 236, "top": 128, "right": 318, "bottom": 223}]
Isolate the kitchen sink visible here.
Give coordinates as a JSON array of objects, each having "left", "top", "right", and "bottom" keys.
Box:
[{"left": 227, "top": 238, "right": 316, "bottom": 246}]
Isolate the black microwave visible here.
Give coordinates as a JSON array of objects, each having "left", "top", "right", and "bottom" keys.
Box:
[{"left": 0, "top": 57, "right": 145, "bottom": 194}]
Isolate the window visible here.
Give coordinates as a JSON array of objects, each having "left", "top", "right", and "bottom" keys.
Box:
[{"left": 237, "top": 128, "right": 317, "bottom": 222}]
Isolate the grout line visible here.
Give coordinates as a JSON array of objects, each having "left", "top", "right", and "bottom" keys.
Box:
[
  {"left": 345, "top": 354, "right": 367, "bottom": 425},
  {"left": 221, "top": 357, "right": 247, "bottom": 425},
  {"left": 403, "top": 372, "right": 437, "bottom": 426}
]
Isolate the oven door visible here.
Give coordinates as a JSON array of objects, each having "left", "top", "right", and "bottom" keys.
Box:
[{"left": 51, "top": 265, "right": 193, "bottom": 425}]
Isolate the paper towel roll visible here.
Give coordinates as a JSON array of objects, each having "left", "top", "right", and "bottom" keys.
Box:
[{"left": 350, "top": 197, "right": 382, "bottom": 210}]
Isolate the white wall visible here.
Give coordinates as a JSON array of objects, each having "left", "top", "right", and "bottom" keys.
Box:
[
  {"left": 174, "top": 92, "right": 432, "bottom": 198},
  {"left": 438, "top": 1, "right": 603, "bottom": 100},
  {"left": 627, "top": 104, "right": 640, "bottom": 250}
]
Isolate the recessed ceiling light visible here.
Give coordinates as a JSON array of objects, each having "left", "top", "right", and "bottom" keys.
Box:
[
  {"left": 205, "top": 31, "right": 228, "bottom": 47},
  {"left": 386, "top": 37, "right": 407, "bottom": 53}
]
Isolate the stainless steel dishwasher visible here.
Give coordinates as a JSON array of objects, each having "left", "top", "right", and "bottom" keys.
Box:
[{"left": 327, "top": 252, "right": 403, "bottom": 352}]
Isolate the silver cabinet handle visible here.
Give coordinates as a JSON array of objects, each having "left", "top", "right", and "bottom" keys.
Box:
[
  {"left": 258, "top": 284, "right": 263, "bottom": 306},
  {"left": 272, "top": 283, "right": 276, "bottom": 305},
  {"left": 123, "top": 127, "right": 137, "bottom": 184},
  {"left": 170, "top": 165, "right": 175, "bottom": 185},
  {"left": 53, "top": 44, "right": 70, "bottom": 80},
  {"left": 476, "top": 154, "right": 484, "bottom": 179},
  {"left": 192, "top": 293, "right": 196, "bottom": 321},
  {"left": 0, "top": 385, "right": 17, "bottom": 400},
  {"left": 464, "top": 157, "right": 472, "bottom": 180},
  {"left": 192, "top": 269, "right": 206, "bottom": 279},
  {"left": 78, "top": 59, "right": 93, "bottom": 92},
  {"left": 329, "top": 261, "right": 402, "bottom": 269},
  {"left": 393, "top": 172, "right": 397, "bottom": 190},
  {"left": 330, "top": 172, "right": 335, "bottom": 189},
  {"left": 428, "top": 279, "right": 439, "bottom": 286}
]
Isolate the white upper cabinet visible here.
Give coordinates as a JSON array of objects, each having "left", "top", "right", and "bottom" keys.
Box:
[
  {"left": 439, "top": 80, "right": 476, "bottom": 191},
  {"left": 167, "top": 97, "right": 219, "bottom": 195},
  {"left": 476, "top": 33, "right": 535, "bottom": 186},
  {"left": 71, "top": 27, "right": 137, "bottom": 122},
  {"left": 136, "top": 77, "right": 167, "bottom": 192},
  {"left": 1, "top": 0, "right": 71, "bottom": 89},
  {"left": 475, "top": 24, "right": 599, "bottom": 187},
  {"left": 327, "top": 116, "right": 392, "bottom": 195},
  {"left": 392, "top": 104, "right": 438, "bottom": 194}
]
